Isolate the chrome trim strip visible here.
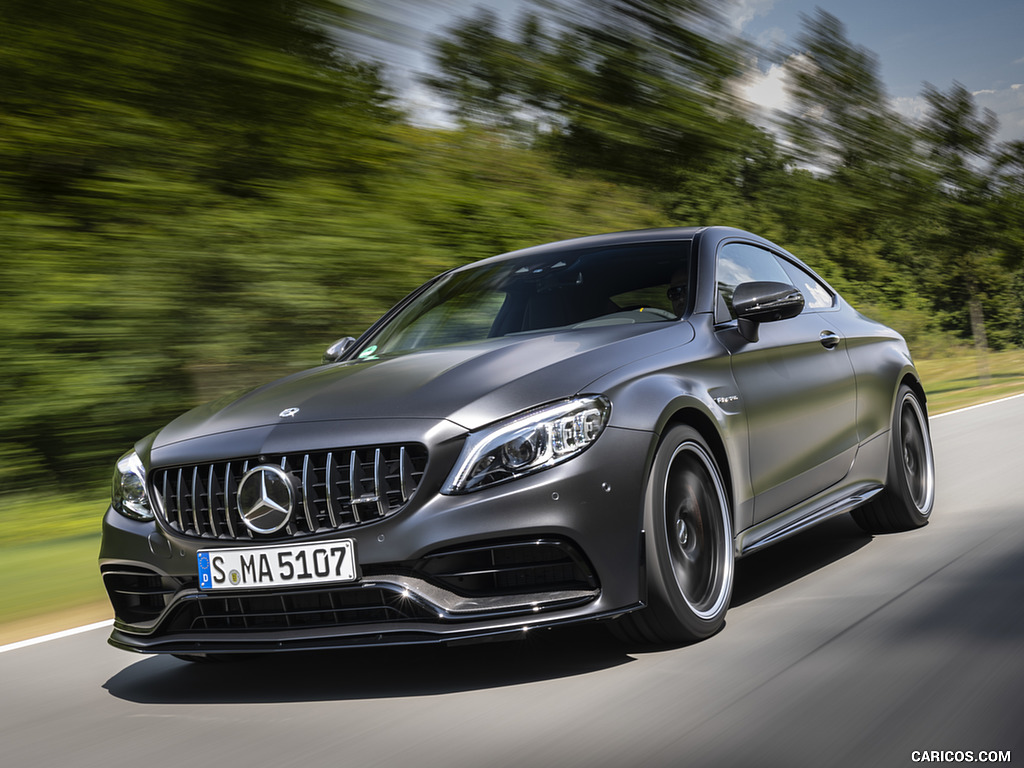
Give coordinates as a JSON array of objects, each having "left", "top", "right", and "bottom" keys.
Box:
[
  {"left": 324, "top": 451, "right": 339, "bottom": 528},
  {"left": 223, "top": 461, "right": 236, "bottom": 538},
  {"left": 190, "top": 466, "right": 202, "bottom": 535},
  {"left": 374, "top": 448, "right": 389, "bottom": 518},
  {"left": 368, "top": 574, "right": 598, "bottom": 617},
  {"left": 240, "top": 460, "right": 251, "bottom": 539},
  {"left": 348, "top": 450, "right": 362, "bottom": 523},
  {"left": 174, "top": 468, "right": 187, "bottom": 532},
  {"left": 114, "top": 575, "right": 601, "bottom": 635},
  {"left": 206, "top": 464, "right": 217, "bottom": 535},
  {"left": 301, "top": 453, "right": 316, "bottom": 531},
  {"left": 399, "top": 446, "right": 412, "bottom": 503}
]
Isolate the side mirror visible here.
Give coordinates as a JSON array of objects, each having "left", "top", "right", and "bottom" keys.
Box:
[
  {"left": 732, "top": 281, "right": 804, "bottom": 343},
  {"left": 322, "top": 336, "right": 356, "bottom": 364}
]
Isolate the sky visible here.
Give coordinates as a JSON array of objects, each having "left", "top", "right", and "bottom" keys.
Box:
[
  {"left": 358, "top": 0, "right": 1024, "bottom": 145},
  {"left": 734, "top": 0, "right": 1024, "bottom": 144}
]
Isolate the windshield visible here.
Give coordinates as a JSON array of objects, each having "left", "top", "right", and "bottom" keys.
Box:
[{"left": 360, "top": 241, "right": 692, "bottom": 357}]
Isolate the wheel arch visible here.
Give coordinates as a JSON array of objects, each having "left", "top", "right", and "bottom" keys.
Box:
[
  {"left": 659, "top": 406, "right": 735, "bottom": 515},
  {"left": 901, "top": 372, "right": 928, "bottom": 417},
  {"left": 614, "top": 407, "right": 738, "bottom": 643}
]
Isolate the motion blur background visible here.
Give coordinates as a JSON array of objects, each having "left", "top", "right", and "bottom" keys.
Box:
[{"left": 1, "top": 0, "right": 1023, "bottom": 555}]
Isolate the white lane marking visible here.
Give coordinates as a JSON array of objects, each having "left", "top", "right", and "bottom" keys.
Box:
[
  {"left": 930, "top": 391, "right": 1024, "bottom": 420},
  {"left": 3, "top": 391, "right": 1022, "bottom": 653},
  {"left": 0, "top": 619, "right": 113, "bottom": 654}
]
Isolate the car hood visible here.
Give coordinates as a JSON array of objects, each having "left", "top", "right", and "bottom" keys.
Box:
[{"left": 152, "top": 322, "right": 695, "bottom": 449}]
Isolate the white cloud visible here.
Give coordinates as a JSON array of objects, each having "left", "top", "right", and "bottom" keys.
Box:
[
  {"left": 891, "top": 95, "right": 930, "bottom": 122},
  {"left": 729, "top": 55, "right": 798, "bottom": 141},
  {"left": 738, "top": 61, "right": 792, "bottom": 114},
  {"left": 751, "top": 25, "right": 788, "bottom": 50},
  {"left": 970, "top": 84, "right": 1024, "bottom": 143},
  {"left": 399, "top": 79, "right": 457, "bottom": 129},
  {"left": 894, "top": 85, "right": 1024, "bottom": 144},
  {"left": 727, "top": 0, "right": 776, "bottom": 32}
]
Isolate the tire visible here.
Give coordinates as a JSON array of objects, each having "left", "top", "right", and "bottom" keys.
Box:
[
  {"left": 612, "top": 425, "right": 734, "bottom": 645},
  {"left": 852, "top": 384, "right": 935, "bottom": 534}
]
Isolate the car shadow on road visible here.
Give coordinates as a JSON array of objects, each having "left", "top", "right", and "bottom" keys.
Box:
[
  {"left": 731, "top": 513, "right": 871, "bottom": 607},
  {"left": 102, "top": 622, "right": 634, "bottom": 704},
  {"left": 103, "top": 515, "right": 872, "bottom": 705}
]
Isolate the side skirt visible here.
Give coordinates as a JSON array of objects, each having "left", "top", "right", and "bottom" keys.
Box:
[{"left": 734, "top": 481, "right": 883, "bottom": 557}]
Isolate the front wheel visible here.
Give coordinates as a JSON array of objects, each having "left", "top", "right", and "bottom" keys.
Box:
[
  {"left": 852, "top": 384, "right": 935, "bottom": 533},
  {"left": 612, "top": 425, "right": 734, "bottom": 645}
]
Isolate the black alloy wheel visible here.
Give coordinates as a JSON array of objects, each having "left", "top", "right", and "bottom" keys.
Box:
[{"left": 612, "top": 425, "right": 733, "bottom": 645}]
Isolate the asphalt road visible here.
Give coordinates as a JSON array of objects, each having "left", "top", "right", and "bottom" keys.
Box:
[{"left": 3, "top": 396, "right": 1023, "bottom": 768}]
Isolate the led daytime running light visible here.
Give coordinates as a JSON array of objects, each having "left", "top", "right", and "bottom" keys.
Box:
[
  {"left": 444, "top": 396, "right": 610, "bottom": 494},
  {"left": 112, "top": 449, "right": 154, "bottom": 521}
]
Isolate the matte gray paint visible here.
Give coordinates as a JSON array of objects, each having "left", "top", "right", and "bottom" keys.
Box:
[{"left": 101, "top": 226, "right": 926, "bottom": 652}]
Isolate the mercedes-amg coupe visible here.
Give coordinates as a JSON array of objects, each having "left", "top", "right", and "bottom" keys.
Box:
[{"left": 101, "top": 226, "right": 935, "bottom": 657}]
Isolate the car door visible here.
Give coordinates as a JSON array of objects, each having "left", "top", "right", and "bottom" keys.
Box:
[{"left": 715, "top": 241, "right": 859, "bottom": 523}]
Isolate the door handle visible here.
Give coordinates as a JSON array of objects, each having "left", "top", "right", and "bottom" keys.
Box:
[{"left": 819, "top": 330, "right": 841, "bottom": 349}]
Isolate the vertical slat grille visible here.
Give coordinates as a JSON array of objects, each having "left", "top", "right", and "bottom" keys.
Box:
[{"left": 151, "top": 444, "right": 427, "bottom": 540}]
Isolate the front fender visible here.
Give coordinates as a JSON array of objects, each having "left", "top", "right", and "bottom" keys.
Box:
[{"left": 586, "top": 340, "right": 754, "bottom": 534}]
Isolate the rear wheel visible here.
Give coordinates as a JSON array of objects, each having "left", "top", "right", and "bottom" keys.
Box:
[
  {"left": 612, "top": 425, "right": 733, "bottom": 645},
  {"left": 852, "top": 384, "right": 935, "bottom": 533}
]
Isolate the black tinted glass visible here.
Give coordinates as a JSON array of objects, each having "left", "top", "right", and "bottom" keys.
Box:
[{"left": 364, "top": 241, "right": 692, "bottom": 355}]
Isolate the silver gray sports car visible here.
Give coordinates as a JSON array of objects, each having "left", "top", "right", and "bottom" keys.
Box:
[{"left": 101, "top": 226, "right": 935, "bottom": 657}]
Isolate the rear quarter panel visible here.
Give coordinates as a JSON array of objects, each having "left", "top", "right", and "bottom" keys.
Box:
[{"left": 830, "top": 302, "right": 920, "bottom": 442}]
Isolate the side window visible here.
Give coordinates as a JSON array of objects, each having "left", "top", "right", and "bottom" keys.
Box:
[
  {"left": 779, "top": 259, "right": 835, "bottom": 311},
  {"left": 716, "top": 243, "right": 793, "bottom": 320}
]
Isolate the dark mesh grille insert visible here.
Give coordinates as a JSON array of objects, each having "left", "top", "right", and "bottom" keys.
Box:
[
  {"left": 415, "top": 538, "right": 598, "bottom": 596},
  {"left": 102, "top": 565, "right": 186, "bottom": 625},
  {"left": 164, "top": 586, "right": 436, "bottom": 632}
]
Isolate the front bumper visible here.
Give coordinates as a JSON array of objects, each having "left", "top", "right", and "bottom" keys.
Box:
[{"left": 99, "top": 424, "right": 653, "bottom": 653}]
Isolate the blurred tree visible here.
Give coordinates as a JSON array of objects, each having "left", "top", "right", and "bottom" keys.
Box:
[
  {"left": 557, "top": 0, "right": 754, "bottom": 188},
  {"left": 426, "top": 0, "right": 746, "bottom": 188},
  {"left": 422, "top": 8, "right": 523, "bottom": 130},
  {"left": 1, "top": 0, "right": 1023, "bottom": 502},
  {"left": 783, "top": 9, "right": 922, "bottom": 235},
  {"left": 920, "top": 82, "right": 998, "bottom": 190},
  {"left": 785, "top": 10, "right": 900, "bottom": 172},
  {"left": 0, "top": 0, "right": 399, "bottom": 490},
  {"left": 918, "top": 82, "right": 1004, "bottom": 361},
  {"left": 990, "top": 140, "right": 1024, "bottom": 259}
]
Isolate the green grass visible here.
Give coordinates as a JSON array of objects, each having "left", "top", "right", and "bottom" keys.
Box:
[
  {"left": 0, "top": 535, "right": 107, "bottom": 625},
  {"left": 918, "top": 349, "right": 1024, "bottom": 414},
  {"left": 0, "top": 492, "right": 107, "bottom": 547},
  {"left": 0, "top": 349, "right": 1022, "bottom": 640}
]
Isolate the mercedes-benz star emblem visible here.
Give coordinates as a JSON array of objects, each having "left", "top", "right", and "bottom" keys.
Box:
[
  {"left": 236, "top": 465, "right": 296, "bottom": 534},
  {"left": 279, "top": 407, "right": 300, "bottom": 418}
]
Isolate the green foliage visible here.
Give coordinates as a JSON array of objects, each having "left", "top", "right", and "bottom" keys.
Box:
[
  {"left": 0, "top": 0, "right": 1022, "bottom": 506},
  {"left": 784, "top": 9, "right": 909, "bottom": 175},
  {"left": 425, "top": 0, "right": 747, "bottom": 189},
  {"left": 0, "top": 536, "right": 107, "bottom": 623},
  {"left": 0, "top": 493, "right": 106, "bottom": 547}
]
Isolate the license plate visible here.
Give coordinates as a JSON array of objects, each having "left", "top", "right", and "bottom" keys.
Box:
[{"left": 197, "top": 540, "right": 357, "bottom": 591}]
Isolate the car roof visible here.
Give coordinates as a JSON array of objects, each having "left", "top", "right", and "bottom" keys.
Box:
[{"left": 453, "top": 227, "right": 704, "bottom": 271}]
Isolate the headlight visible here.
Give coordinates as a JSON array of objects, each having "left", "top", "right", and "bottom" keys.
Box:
[
  {"left": 443, "top": 396, "right": 611, "bottom": 494},
  {"left": 111, "top": 449, "right": 154, "bottom": 521}
]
